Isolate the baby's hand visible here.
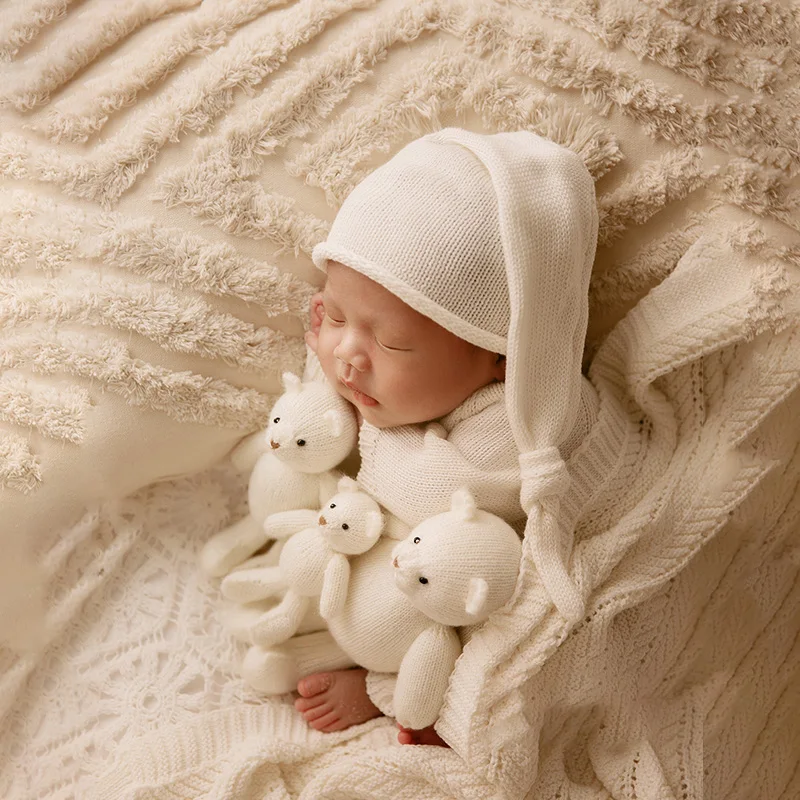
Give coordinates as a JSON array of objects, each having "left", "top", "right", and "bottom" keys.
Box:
[{"left": 304, "top": 292, "right": 325, "bottom": 353}]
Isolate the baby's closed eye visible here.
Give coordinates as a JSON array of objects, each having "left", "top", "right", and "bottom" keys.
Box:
[
  {"left": 378, "top": 340, "right": 410, "bottom": 353},
  {"left": 325, "top": 313, "right": 411, "bottom": 352}
]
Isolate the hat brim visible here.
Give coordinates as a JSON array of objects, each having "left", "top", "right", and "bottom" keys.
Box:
[{"left": 310, "top": 241, "right": 507, "bottom": 355}]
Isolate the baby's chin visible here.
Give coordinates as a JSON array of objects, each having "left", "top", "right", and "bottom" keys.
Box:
[
  {"left": 358, "top": 403, "right": 442, "bottom": 430},
  {"left": 327, "top": 377, "right": 440, "bottom": 429}
]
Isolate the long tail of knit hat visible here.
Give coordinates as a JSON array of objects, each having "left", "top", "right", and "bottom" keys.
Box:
[{"left": 312, "top": 128, "right": 599, "bottom": 621}]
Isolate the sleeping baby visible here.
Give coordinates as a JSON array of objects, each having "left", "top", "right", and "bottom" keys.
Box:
[{"left": 285, "top": 127, "right": 601, "bottom": 746}]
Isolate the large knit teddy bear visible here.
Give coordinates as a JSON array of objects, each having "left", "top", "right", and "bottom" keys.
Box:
[
  {"left": 239, "top": 488, "right": 522, "bottom": 730},
  {"left": 200, "top": 372, "right": 359, "bottom": 577},
  {"left": 220, "top": 476, "right": 384, "bottom": 646}
]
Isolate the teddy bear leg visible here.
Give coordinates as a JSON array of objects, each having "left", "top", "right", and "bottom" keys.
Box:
[
  {"left": 200, "top": 515, "right": 271, "bottom": 577},
  {"left": 242, "top": 631, "right": 355, "bottom": 695},
  {"left": 241, "top": 645, "right": 299, "bottom": 695},
  {"left": 250, "top": 591, "right": 310, "bottom": 648},
  {"left": 221, "top": 599, "right": 278, "bottom": 642},
  {"left": 221, "top": 565, "right": 286, "bottom": 603}
]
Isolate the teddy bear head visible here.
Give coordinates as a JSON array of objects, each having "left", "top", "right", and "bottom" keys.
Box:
[
  {"left": 265, "top": 373, "right": 359, "bottom": 473},
  {"left": 391, "top": 487, "right": 521, "bottom": 627},
  {"left": 317, "top": 476, "right": 384, "bottom": 555}
]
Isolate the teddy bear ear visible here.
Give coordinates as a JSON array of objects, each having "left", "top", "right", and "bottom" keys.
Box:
[
  {"left": 323, "top": 409, "right": 344, "bottom": 438},
  {"left": 465, "top": 577, "right": 489, "bottom": 618},
  {"left": 364, "top": 510, "right": 384, "bottom": 541},
  {"left": 282, "top": 372, "right": 302, "bottom": 394},
  {"left": 451, "top": 486, "right": 477, "bottom": 521},
  {"left": 336, "top": 475, "right": 359, "bottom": 493}
]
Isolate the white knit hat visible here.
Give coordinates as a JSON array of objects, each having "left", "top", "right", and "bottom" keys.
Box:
[{"left": 312, "top": 128, "right": 598, "bottom": 621}]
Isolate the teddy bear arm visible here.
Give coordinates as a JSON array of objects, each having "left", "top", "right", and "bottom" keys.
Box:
[
  {"left": 393, "top": 624, "right": 462, "bottom": 730},
  {"left": 319, "top": 553, "right": 349, "bottom": 621},
  {"left": 228, "top": 430, "right": 270, "bottom": 473},
  {"left": 263, "top": 509, "right": 319, "bottom": 540},
  {"left": 199, "top": 515, "right": 270, "bottom": 578},
  {"left": 220, "top": 565, "right": 286, "bottom": 603}
]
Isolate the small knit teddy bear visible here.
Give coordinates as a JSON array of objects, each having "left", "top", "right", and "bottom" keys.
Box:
[
  {"left": 220, "top": 476, "right": 384, "bottom": 647},
  {"left": 200, "top": 372, "right": 359, "bottom": 578},
  {"left": 383, "top": 487, "right": 522, "bottom": 729}
]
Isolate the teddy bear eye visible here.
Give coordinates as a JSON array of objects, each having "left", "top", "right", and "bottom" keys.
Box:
[
  {"left": 273, "top": 417, "right": 280, "bottom": 423},
  {"left": 413, "top": 536, "right": 420, "bottom": 544},
  {"left": 296, "top": 439, "right": 306, "bottom": 446},
  {"left": 329, "top": 503, "right": 336, "bottom": 509},
  {"left": 419, "top": 577, "right": 428, "bottom": 585},
  {"left": 342, "top": 523, "right": 349, "bottom": 530}
]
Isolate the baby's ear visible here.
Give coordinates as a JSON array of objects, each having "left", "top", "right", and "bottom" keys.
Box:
[
  {"left": 323, "top": 409, "right": 344, "bottom": 438},
  {"left": 465, "top": 577, "right": 489, "bottom": 617}
]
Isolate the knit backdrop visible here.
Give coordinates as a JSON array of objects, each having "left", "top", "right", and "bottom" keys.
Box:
[{"left": 0, "top": 1, "right": 798, "bottom": 799}]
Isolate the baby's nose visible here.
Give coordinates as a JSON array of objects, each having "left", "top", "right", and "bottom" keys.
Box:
[{"left": 335, "top": 342, "right": 368, "bottom": 373}]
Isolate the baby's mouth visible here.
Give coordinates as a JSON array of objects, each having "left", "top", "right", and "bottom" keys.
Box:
[{"left": 341, "top": 379, "right": 377, "bottom": 406}]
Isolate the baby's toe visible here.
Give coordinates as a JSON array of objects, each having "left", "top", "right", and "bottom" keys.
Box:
[
  {"left": 301, "top": 702, "right": 335, "bottom": 723},
  {"left": 319, "top": 717, "right": 352, "bottom": 733},
  {"left": 297, "top": 672, "right": 334, "bottom": 698},
  {"left": 308, "top": 709, "right": 341, "bottom": 731},
  {"left": 294, "top": 694, "right": 327, "bottom": 713}
]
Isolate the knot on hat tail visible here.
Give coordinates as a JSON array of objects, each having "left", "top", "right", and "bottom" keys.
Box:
[
  {"left": 519, "top": 447, "right": 584, "bottom": 622},
  {"left": 519, "top": 447, "right": 570, "bottom": 512}
]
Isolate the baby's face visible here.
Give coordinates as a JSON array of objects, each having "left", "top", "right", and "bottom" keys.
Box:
[{"left": 315, "top": 261, "right": 504, "bottom": 429}]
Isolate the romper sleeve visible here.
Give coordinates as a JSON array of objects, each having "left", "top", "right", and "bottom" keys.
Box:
[{"left": 356, "top": 392, "right": 523, "bottom": 529}]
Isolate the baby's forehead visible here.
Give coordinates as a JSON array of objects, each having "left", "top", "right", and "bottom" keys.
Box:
[{"left": 323, "top": 274, "right": 419, "bottom": 326}]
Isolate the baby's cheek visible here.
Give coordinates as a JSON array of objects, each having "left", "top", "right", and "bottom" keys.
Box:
[
  {"left": 316, "top": 325, "right": 335, "bottom": 359},
  {"left": 315, "top": 332, "right": 337, "bottom": 379}
]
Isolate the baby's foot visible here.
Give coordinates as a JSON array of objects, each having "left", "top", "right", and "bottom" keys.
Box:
[
  {"left": 294, "top": 668, "right": 382, "bottom": 732},
  {"left": 396, "top": 723, "right": 450, "bottom": 747}
]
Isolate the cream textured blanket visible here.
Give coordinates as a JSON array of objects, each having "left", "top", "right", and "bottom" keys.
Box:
[{"left": 1, "top": 1, "right": 799, "bottom": 799}]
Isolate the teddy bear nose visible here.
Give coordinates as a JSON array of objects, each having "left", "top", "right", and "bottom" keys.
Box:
[
  {"left": 319, "top": 515, "right": 326, "bottom": 525},
  {"left": 392, "top": 556, "right": 399, "bottom": 568},
  {"left": 270, "top": 440, "right": 279, "bottom": 449}
]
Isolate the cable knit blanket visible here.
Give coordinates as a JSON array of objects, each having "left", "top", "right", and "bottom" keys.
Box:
[{"left": 1, "top": 1, "right": 799, "bottom": 799}]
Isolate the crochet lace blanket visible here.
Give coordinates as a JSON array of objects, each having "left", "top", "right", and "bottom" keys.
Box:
[{"left": 1, "top": 1, "right": 799, "bottom": 798}]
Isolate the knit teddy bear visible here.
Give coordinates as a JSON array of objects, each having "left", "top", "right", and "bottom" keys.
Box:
[
  {"left": 199, "top": 371, "right": 359, "bottom": 578},
  {"left": 220, "top": 476, "right": 384, "bottom": 647},
  {"left": 239, "top": 488, "right": 521, "bottom": 730}
]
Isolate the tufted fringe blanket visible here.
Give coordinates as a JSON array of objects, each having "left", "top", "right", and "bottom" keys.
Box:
[{"left": 1, "top": 1, "right": 799, "bottom": 798}]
